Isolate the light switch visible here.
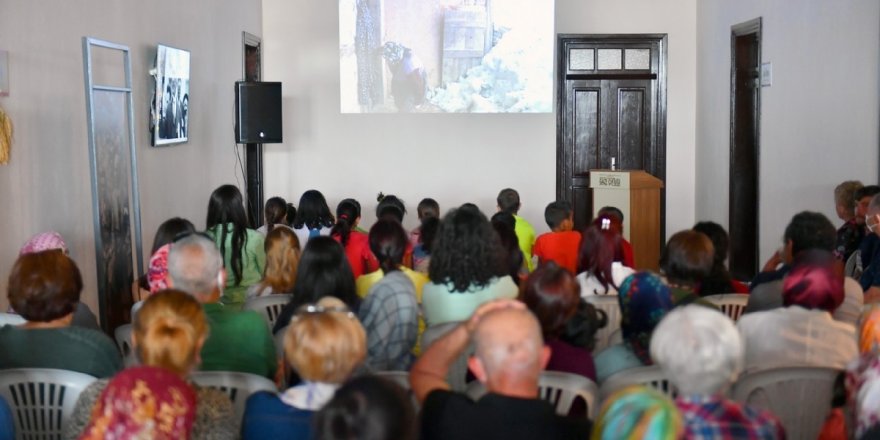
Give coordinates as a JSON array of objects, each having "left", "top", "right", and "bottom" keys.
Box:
[{"left": 761, "top": 62, "right": 772, "bottom": 87}]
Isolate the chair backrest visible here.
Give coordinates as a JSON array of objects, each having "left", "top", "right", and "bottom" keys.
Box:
[
  {"left": 422, "top": 322, "right": 472, "bottom": 392},
  {"left": 113, "top": 324, "right": 138, "bottom": 368},
  {"left": 703, "top": 293, "right": 750, "bottom": 322},
  {"left": 189, "top": 371, "right": 278, "bottom": 425},
  {"left": 465, "top": 371, "right": 599, "bottom": 419},
  {"left": 584, "top": 295, "right": 620, "bottom": 353},
  {"left": 845, "top": 250, "right": 862, "bottom": 280},
  {"left": 599, "top": 365, "right": 676, "bottom": 401},
  {"left": 607, "top": 328, "right": 623, "bottom": 346},
  {"left": 731, "top": 367, "right": 839, "bottom": 440},
  {"left": 242, "top": 294, "right": 293, "bottom": 331},
  {"left": 0, "top": 368, "right": 97, "bottom": 440},
  {"left": 0, "top": 313, "right": 25, "bottom": 327}
]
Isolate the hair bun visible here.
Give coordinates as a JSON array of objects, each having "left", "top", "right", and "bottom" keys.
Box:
[{"left": 376, "top": 192, "right": 385, "bottom": 202}]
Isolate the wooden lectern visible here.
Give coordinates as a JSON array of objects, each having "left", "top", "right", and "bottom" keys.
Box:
[{"left": 590, "top": 170, "right": 664, "bottom": 271}]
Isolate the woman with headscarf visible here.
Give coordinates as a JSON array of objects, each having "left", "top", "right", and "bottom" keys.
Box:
[
  {"left": 592, "top": 385, "right": 683, "bottom": 440},
  {"left": 593, "top": 272, "right": 675, "bottom": 383},
  {"left": 846, "top": 306, "right": 880, "bottom": 438}
]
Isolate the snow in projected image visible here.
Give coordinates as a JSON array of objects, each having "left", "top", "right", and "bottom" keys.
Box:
[{"left": 339, "top": 0, "right": 554, "bottom": 113}]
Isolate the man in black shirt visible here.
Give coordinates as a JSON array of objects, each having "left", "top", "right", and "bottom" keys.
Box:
[{"left": 411, "top": 299, "right": 591, "bottom": 440}]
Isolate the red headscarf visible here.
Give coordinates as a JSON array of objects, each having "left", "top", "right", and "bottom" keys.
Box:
[
  {"left": 782, "top": 264, "right": 844, "bottom": 312},
  {"left": 79, "top": 366, "right": 196, "bottom": 440}
]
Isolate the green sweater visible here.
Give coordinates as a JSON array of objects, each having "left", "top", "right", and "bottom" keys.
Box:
[
  {"left": 200, "top": 303, "right": 276, "bottom": 379},
  {"left": 0, "top": 325, "right": 121, "bottom": 378},
  {"left": 207, "top": 224, "right": 266, "bottom": 306}
]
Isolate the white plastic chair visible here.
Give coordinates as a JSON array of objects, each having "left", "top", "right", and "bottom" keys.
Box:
[
  {"left": 599, "top": 365, "right": 676, "bottom": 401},
  {"left": 189, "top": 371, "right": 278, "bottom": 425},
  {"left": 0, "top": 368, "right": 97, "bottom": 439},
  {"left": 731, "top": 367, "right": 839, "bottom": 440},
  {"left": 243, "top": 294, "right": 293, "bottom": 331},
  {"left": 467, "top": 371, "right": 599, "bottom": 419},
  {"left": 607, "top": 328, "right": 623, "bottom": 346},
  {"left": 114, "top": 324, "right": 138, "bottom": 368},
  {"left": 0, "top": 313, "right": 25, "bottom": 327},
  {"left": 584, "top": 295, "right": 620, "bottom": 353},
  {"left": 703, "top": 294, "right": 750, "bottom": 322},
  {"left": 422, "top": 322, "right": 472, "bottom": 392},
  {"left": 845, "top": 251, "right": 862, "bottom": 280}
]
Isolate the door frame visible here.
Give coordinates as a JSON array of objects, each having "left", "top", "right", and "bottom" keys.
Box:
[
  {"left": 556, "top": 34, "right": 668, "bottom": 236},
  {"left": 729, "top": 18, "right": 762, "bottom": 278}
]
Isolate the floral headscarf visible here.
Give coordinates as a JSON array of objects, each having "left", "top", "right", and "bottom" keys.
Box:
[
  {"left": 79, "top": 366, "right": 196, "bottom": 440},
  {"left": 19, "top": 231, "right": 67, "bottom": 255},
  {"left": 618, "top": 272, "right": 675, "bottom": 364},
  {"left": 147, "top": 244, "right": 172, "bottom": 294},
  {"left": 847, "top": 307, "right": 880, "bottom": 437}
]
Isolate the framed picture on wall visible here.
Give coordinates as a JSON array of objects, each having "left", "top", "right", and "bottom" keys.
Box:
[{"left": 150, "top": 44, "right": 190, "bottom": 146}]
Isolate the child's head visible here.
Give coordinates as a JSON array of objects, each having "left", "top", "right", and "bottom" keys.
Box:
[
  {"left": 496, "top": 188, "right": 521, "bottom": 215},
  {"left": 417, "top": 198, "right": 440, "bottom": 220},
  {"left": 544, "top": 201, "right": 573, "bottom": 231},
  {"left": 598, "top": 206, "right": 624, "bottom": 225},
  {"left": 376, "top": 193, "right": 407, "bottom": 223},
  {"left": 419, "top": 216, "right": 440, "bottom": 253}
]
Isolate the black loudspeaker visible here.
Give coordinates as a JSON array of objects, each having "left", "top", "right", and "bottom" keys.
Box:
[{"left": 235, "top": 81, "right": 282, "bottom": 144}]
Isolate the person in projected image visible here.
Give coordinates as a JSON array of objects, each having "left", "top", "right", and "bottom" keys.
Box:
[{"left": 381, "top": 41, "right": 426, "bottom": 112}]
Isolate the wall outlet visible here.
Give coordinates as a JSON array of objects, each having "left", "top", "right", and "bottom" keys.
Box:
[{"left": 761, "top": 62, "right": 772, "bottom": 87}]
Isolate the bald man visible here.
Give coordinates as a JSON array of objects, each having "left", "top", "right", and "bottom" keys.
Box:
[{"left": 411, "top": 299, "right": 591, "bottom": 440}]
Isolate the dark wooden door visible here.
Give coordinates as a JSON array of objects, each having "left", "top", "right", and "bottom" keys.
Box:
[
  {"left": 557, "top": 35, "right": 667, "bottom": 232},
  {"left": 729, "top": 19, "right": 761, "bottom": 281}
]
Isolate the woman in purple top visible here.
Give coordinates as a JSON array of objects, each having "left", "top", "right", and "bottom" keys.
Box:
[{"left": 519, "top": 262, "right": 596, "bottom": 382}]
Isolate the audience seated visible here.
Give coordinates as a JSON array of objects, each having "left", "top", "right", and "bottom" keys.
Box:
[
  {"left": 66, "top": 290, "right": 236, "bottom": 439},
  {"left": 292, "top": 189, "right": 335, "bottom": 245},
  {"left": 592, "top": 385, "right": 683, "bottom": 440},
  {"left": 650, "top": 305, "right": 785, "bottom": 439},
  {"left": 834, "top": 181, "right": 865, "bottom": 261},
  {"left": 257, "top": 196, "right": 293, "bottom": 235},
  {"left": 846, "top": 306, "right": 880, "bottom": 439},
  {"left": 497, "top": 188, "right": 537, "bottom": 271},
  {"left": 594, "top": 272, "right": 674, "bottom": 382},
  {"left": 412, "top": 299, "right": 591, "bottom": 439},
  {"left": 242, "top": 297, "right": 365, "bottom": 440},
  {"left": 16, "top": 231, "right": 100, "bottom": 330},
  {"left": 331, "top": 198, "right": 379, "bottom": 279},
  {"left": 413, "top": 216, "right": 439, "bottom": 274},
  {"left": 77, "top": 366, "right": 197, "bottom": 439},
  {"left": 357, "top": 219, "right": 419, "bottom": 371},
  {"left": 738, "top": 264, "right": 857, "bottom": 374},
  {"left": 205, "top": 184, "right": 266, "bottom": 306},
  {"left": 576, "top": 219, "right": 634, "bottom": 296},
  {"left": 692, "top": 221, "right": 749, "bottom": 295},
  {"left": 534, "top": 201, "right": 581, "bottom": 274},
  {"left": 491, "top": 212, "right": 527, "bottom": 285},
  {"left": 596, "top": 206, "right": 636, "bottom": 268},
  {"left": 0, "top": 250, "right": 120, "bottom": 377},
  {"left": 248, "top": 226, "right": 301, "bottom": 298},
  {"left": 422, "top": 206, "right": 518, "bottom": 326},
  {"left": 314, "top": 375, "right": 416, "bottom": 440},
  {"left": 520, "top": 262, "right": 596, "bottom": 381},
  {"left": 273, "top": 236, "right": 360, "bottom": 334},
  {"left": 167, "top": 234, "right": 276, "bottom": 378},
  {"left": 744, "top": 211, "right": 863, "bottom": 324},
  {"left": 659, "top": 230, "right": 717, "bottom": 308}
]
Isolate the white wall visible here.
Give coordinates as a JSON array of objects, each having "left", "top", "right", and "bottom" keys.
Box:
[
  {"left": 261, "top": 0, "right": 697, "bottom": 237},
  {"left": 696, "top": 0, "right": 879, "bottom": 264},
  {"left": 0, "top": 0, "right": 262, "bottom": 313}
]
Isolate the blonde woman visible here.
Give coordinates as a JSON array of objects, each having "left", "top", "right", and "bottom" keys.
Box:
[
  {"left": 242, "top": 296, "right": 366, "bottom": 439},
  {"left": 248, "top": 227, "right": 302, "bottom": 298},
  {"left": 65, "top": 290, "right": 236, "bottom": 439}
]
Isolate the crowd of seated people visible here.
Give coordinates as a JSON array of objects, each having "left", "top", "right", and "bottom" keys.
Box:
[{"left": 4, "top": 182, "right": 880, "bottom": 439}]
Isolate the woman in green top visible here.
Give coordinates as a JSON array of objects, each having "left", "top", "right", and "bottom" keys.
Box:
[{"left": 206, "top": 185, "right": 266, "bottom": 306}]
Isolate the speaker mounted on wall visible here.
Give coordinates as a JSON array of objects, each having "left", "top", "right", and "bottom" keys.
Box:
[{"left": 235, "top": 81, "right": 282, "bottom": 144}]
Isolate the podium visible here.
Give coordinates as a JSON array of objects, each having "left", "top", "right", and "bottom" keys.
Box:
[{"left": 590, "top": 170, "right": 664, "bottom": 271}]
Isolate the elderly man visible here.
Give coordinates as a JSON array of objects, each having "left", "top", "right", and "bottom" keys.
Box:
[
  {"left": 168, "top": 234, "right": 276, "bottom": 379},
  {"left": 411, "top": 299, "right": 591, "bottom": 440},
  {"left": 860, "top": 193, "right": 880, "bottom": 303},
  {"left": 651, "top": 305, "right": 785, "bottom": 439}
]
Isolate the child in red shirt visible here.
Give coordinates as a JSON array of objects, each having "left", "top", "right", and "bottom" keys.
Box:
[{"left": 534, "top": 201, "right": 582, "bottom": 274}]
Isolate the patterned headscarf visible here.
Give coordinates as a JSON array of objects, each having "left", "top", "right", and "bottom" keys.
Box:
[
  {"left": 147, "top": 244, "right": 172, "bottom": 294},
  {"left": 592, "top": 385, "right": 683, "bottom": 440},
  {"left": 782, "top": 264, "right": 844, "bottom": 312},
  {"left": 618, "top": 272, "right": 675, "bottom": 364},
  {"left": 847, "top": 307, "right": 880, "bottom": 437},
  {"left": 79, "top": 366, "right": 196, "bottom": 440},
  {"left": 19, "top": 231, "right": 67, "bottom": 255}
]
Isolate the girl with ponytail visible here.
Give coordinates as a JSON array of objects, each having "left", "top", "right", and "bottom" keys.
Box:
[
  {"left": 331, "top": 199, "right": 378, "bottom": 279},
  {"left": 257, "top": 196, "right": 292, "bottom": 235},
  {"left": 66, "top": 290, "right": 237, "bottom": 439}
]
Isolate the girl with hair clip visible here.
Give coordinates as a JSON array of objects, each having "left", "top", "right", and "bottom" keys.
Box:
[
  {"left": 206, "top": 184, "right": 266, "bottom": 306},
  {"left": 66, "top": 290, "right": 237, "bottom": 439},
  {"left": 292, "top": 190, "right": 335, "bottom": 246},
  {"left": 249, "top": 227, "right": 302, "bottom": 298},
  {"left": 331, "top": 198, "right": 379, "bottom": 279},
  {"left": 576, "top": 216, "right": 635, "bottom": 296},
  {"left": 257, "top": 196, "right": 293, "bottom": 235}
]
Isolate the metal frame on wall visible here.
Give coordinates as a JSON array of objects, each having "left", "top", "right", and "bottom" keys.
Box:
[{"left": 82, "top": 37, "right": 143, "bottom": 331}]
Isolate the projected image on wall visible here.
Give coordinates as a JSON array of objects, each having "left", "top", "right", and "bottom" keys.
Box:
[{"left": 339, "top": 0, "right": 554, "bottom": 113}]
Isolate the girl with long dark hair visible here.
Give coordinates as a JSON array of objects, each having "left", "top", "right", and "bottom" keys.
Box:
[
  {"left": 330, "top": 198, "right": 378, "bottom": 279},
  {"left": 292, "top": 190, "right": 335, "bottom": 246},
  {"left": 576, "top": 217, "right": 634, "bottom": 296}
]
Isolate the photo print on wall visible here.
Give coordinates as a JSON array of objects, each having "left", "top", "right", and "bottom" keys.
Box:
[{"left": 151, "top": 44, "right": 190, "bottom": 146}]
